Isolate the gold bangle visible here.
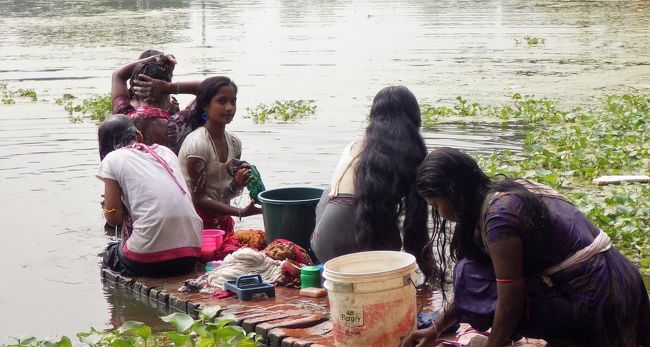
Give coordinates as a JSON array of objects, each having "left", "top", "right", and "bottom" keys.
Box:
[{"left": 103, "top": 207, "right": 118, "bottom": 213}]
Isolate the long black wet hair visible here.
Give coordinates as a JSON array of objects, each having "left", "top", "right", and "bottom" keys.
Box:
[
  {"left": 416, "top": 147, "right": 552, "bottom": 289},
  {"left": 98, "top": 114, "right": 138, "bottom": 160},
  {"left": 354, "top": 85, "right": 436, "bottom": 281},
  {"left": 188, "top": 76, "right": 238, "bottom": 131}
]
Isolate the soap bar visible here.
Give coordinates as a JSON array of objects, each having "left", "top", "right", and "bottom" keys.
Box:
[{"left": 299, "top": 287, "right": 327, "bottom": 298}]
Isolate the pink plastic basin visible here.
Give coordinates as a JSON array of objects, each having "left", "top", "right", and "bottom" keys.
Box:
[{"left": 200, "top": 229, "right": 225, "bottom": 262}]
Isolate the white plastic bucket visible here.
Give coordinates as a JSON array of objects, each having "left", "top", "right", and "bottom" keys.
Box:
[{"left": 323, "top": 251, "right": 417, "bottom": 347}]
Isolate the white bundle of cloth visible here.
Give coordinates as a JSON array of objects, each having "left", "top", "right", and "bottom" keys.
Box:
[{"left": 203, "top": 247, "right": 283, "bottom": 292}]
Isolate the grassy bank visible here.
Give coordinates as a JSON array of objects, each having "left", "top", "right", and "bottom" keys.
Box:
[{"left": 421, "top": 94, "right": 650, "bottom": 273}]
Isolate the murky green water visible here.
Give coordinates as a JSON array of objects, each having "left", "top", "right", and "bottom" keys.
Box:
[{"left": 0, "top": 0, "right": 648, "bottom": 342}]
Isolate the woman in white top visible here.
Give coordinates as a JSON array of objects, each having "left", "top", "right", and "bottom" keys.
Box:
[
  {"left": 178, "top": 77, "right": 261, "bottom": 235},
  {"left": 310, "top": 85, "right": 436, "bottom": 280},
  {"left": 97, "top": 115, "right": 202, "bottom": 277}
]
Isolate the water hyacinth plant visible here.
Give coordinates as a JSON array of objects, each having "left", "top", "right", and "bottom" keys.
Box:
[
  {"left": 245, "top": 100, "right": 316, "bottom": 123},
  {"left": 1, "top": 81, "right": 38, "bottom": 104},
  {"left": 514, "top": 35, "right": 546, "bottom": 47},
  {"left": 423, "top": 94, "right": 650, "bottom": 273},
  {"left": 6, "top": 306, "right": 259, "bottom": 347},
  {"left": 56, "top": 93, "right": 112, "bottom": 123}
]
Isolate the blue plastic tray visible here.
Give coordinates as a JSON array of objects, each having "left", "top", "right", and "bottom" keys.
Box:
[{"left": 224, "top": 274, "right": 275, "bottom": 301}]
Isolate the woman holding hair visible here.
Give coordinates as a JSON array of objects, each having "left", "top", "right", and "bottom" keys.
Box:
[
  {"left": 111, "top": 53, "right": 200, "bottom": 149},
  {"left": 97, "top": 115, "right": 202, "bottom": 277},
  {"left": 310, "top": 85, "right": 435, "bottom": 280},
  {"left": 178, "top": 76, "right": 261, "bottom": 235},
  {"left": 401, "top": 147, "right": 650, "bottom": 347}
]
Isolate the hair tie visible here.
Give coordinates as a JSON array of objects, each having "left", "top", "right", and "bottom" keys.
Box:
[{"left": 201, "top": 112, "right": 208, "bottom": 121}]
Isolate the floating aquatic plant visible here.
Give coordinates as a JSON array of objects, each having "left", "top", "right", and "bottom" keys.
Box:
[
  {"left": 423, "top": 94, "right": 650, "bottom": 273},
  {"left": 245, "top": 100, "right": 316, "bottom": 123},
  {"left": 1, "top": 81, "right": 38, "bottom": 104},
  {"left": 514, "top": 35, "right": 546, "bottom": 47},
  {"left": 7, "top": 306, "right": 259, "bottom": 347},
  {"left": 56, "top": 93, "right": 112, "bottom": 123}
]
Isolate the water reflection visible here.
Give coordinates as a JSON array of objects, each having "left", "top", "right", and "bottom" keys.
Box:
[
  {"left": 103, "top": 281, "right": 174, "bottom": 332},
  {"left": 1, "top": 1, "right": 192, "bottom": 47},
  {"left": 0, "top": 0, "right": 190, "bottom": 16}
]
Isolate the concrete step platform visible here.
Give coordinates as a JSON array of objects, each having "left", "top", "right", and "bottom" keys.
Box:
[{"left": 101, "top": 268, "right": 545, "bottom": 347}]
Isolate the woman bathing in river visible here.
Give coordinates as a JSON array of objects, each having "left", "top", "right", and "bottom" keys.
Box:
[
  {"left": 97, "top": 115, "right": 202, "bottom": 277},
  {"left": 310, "top": 85, "right": 436, "bottom": 280},
  {"left": 401, "top": 147, "right": 650, "bottom": 347},
  {"left": 178, "top": 76, "right": 262, "bottom": 235}
]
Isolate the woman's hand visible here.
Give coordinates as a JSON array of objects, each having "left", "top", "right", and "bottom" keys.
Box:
[
  {"left": 400, "top": 327, "right": 438, "bottom": 347},
  {"left": 240, "top": 200, "right": 262, "bottom": 217},
  {"left": 231, "top": 167, "right": 252, "bottom": 190},
  {"left": 132, "top": 74, "right": 169, "bottom": 101}
]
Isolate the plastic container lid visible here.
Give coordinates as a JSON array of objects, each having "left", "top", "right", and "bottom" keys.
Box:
[
  {"left": 301, "top": 265, "right": 321, "bottom": 275},
  {"left": 300, "top": 265, "right": 322, "bottom": 289}
]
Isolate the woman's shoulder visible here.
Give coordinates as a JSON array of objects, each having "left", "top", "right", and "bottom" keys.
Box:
[
  {"left": 485, "top": 192, "right": 527, "bottom": 219},
  {"left": 103, "top": 147, "right": 132, "bottom": 162},
  {"left": 153, "top": 144, "right": 178, "bottom": 159},
  {"left": 98, "top": 148, "right": 133, "bottom": 177},
  {"left": 225, "top": 130, "right": 241, "bottom": 143},
  {"left": 179, "top": 127, "right": 210, "bottom": 159},
  {"left": 183, "top": 126, "right": 207, "bottom": 140},
  {"left": 180, "top": 127, "right": 209, "bottom": 148},
  {"left": 491, "top": 191, "right": 526, "bottom": 205},
  {"left": 333, "top": 140, "right": 362, "bottom": 158},
  {"left": 112, "top": 95, "right": 135, "bottom": 115},
  {"left": 348, "top": 139, "right": 365, "bottom": 157},
  {"left": 225, "top": 130, "right": 242, "bottom": 152}
]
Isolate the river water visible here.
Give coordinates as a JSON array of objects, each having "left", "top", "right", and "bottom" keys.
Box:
[{"left": 0, "top": 0, "right": 648, "bottom": 342}]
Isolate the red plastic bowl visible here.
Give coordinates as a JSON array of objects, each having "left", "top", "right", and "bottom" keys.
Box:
[{"left": 200, "top": 229, "right": 225, "bottom": 262}]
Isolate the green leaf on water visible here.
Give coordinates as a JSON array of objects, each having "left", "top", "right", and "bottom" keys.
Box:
[
  {"left": 641, "top": 257, "right": 650, "bottom": 268},
  {"left": 196, "top": 338, "right": 214, "bottom": 347},
  {"left": 199, "top": 306, "right": 221, "bottom": 320},
  {"left": 77, "top": 329, "right": 104, "bottom": 345},
  {"left": 42, "top": 336, "right": 72, "bottom": 347},
  {"left": 117, "top": 321, "right": 151, "bottom": 340},
  {"left": 161, "top": 332, "right": 191, "bottom": 346},
  {"left": 211, "top": 326, "right": 246, "bottom": 342},
  {"left": 236, "top": 337, "right": 258, "bottom": 347},
  {"left": 111, "top": 337, "right": 134, "bottom": 347},
  {"left": 161, "top": 313, "right": 195, "bottom": 333}
]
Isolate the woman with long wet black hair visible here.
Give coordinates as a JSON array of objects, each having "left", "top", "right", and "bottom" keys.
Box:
[
  {"left": 401, "top": 147, "right": 650, "bottom": 347},
  {"left": 311, "top": 85, "right": 435, "bottom": 280}
]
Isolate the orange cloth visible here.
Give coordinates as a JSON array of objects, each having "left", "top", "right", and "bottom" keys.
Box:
[
  {"left": 233, "top": 229, "right": 266, "bottom": 250},
  {"left": 263, "top": 239, "right": 313, "bottom": 265}
]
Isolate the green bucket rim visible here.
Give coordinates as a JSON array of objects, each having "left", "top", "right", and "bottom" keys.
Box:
[{"left": 257, "top": 186, "right": 324, "bottom": 205}]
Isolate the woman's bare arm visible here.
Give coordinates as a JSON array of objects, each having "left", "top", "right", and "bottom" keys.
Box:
[
  {"left": 102, "top": 178, "right": 125, "bottom": 226},
  {"left": 485, "top": 237, "right": 526, "bottom": 347}
]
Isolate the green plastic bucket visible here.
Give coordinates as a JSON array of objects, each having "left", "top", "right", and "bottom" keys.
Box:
[{"left": 257, "top": 187, "right": 324, "bottom": 258}]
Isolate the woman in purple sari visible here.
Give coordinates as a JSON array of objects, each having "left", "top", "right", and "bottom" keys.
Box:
[{"left": 401, "top": 147, "right": 649, "bottom": 347}]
